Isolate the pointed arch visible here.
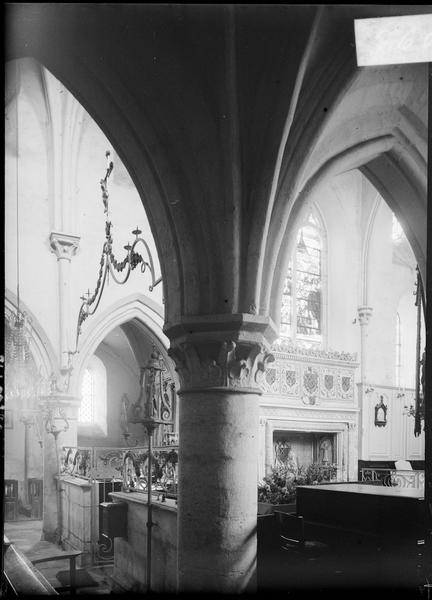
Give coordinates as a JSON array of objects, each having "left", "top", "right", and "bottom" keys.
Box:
[{"left": 69, "top": 293, "right": 177, "bottom": 397}]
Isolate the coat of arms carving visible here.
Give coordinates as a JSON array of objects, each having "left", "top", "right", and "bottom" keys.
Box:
[
  {"left": 341, "top": 376, "right": 351, "bottom": 393},
  {"left": 265, "top": 368, "right": 277, "bottom": 386},
  {"left": 324, "top": 374, "right": 334, "bottom": 391},
  {"left": 303, "top": 367, "right": 318, "bottom": 395},
  {"left": 286, "top": 370, "right": 296, "bottom": 387}
]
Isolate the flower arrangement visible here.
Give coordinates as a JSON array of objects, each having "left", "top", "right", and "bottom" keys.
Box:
[
  {"left": 258, "top": 465, "right": 298, "bottom": 504},
  {"left": 258, "top": 462, "right": 338, "bottom": 505}
]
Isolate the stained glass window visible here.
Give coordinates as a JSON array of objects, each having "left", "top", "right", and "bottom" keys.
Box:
[{"left": 280, "top": 212, "right": 323, "bottom": 346}]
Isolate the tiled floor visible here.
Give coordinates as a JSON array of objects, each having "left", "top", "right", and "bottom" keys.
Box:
[{"left": 4, "top": 520, "right": 115, "bottom": 595}]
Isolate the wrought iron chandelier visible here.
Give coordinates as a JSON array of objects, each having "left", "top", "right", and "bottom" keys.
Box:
[
  {"left": 5, "top": 310, "right": 37, "bottom": 407},
  {"left": 75, "top": 151, "right": 162, "bottom": 349}
]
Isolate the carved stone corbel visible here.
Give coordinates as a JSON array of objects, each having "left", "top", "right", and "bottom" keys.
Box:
[{"left": 49, "top": 231, "right": 80, "bottom": 261}]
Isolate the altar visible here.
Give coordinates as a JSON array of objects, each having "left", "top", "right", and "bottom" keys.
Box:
[{"left": 296, "top": 483, "right": 425, "bottom": 543}]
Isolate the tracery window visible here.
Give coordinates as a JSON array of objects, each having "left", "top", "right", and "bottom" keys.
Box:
[{"left": 280, "top": 212, "right": 323, "bottom": 347}]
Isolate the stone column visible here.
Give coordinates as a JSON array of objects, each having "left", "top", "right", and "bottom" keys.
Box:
[
  {"left": 357, "top": 306, "right": 373, "bottom": 460},
  {"left": 40, "top": 394, "right": 79, "bottom": 543},
  {"left": 166, "top": 315, "right": 275, "bottom": 593},
  {"left": 18, "top": 416, "right": 33, "bottom": 507},
  {"left": 347, "top": 421, "right": 357, "bottom": 481},
  {"left": 265, "top": 421, "right": 274, "bottom": 476},
  {"left": 257, "top": 416, "right": 267, "bottom": 482},
  {"left": 50, "top": 232, "right": 80, "bottom": 370}
]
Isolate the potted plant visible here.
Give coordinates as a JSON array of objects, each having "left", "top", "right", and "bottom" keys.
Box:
[{"left": 258, "top": 464, "right": 298, "bottom": 515}]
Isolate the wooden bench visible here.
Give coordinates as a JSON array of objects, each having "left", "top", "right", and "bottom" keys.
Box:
[
  {"left": 26, "top": 541, "right": 83, "bottom": 595},
  {"left": 3, "top": 536, "right": 58, "bottom": 595}
]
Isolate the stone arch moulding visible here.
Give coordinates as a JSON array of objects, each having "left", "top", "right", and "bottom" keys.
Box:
[
  {"left": 359, "top": 191, "right": 381, "bottom": 308},
  {"left": 360, "top": 155, "right": 426, "bottom": 285},
  {"left": 70, "top": 292, "right": 170, "bottom": 397},
  {"left": 266, "top": 133, "right": 426, "bottom": 329},
  {"left": 5, "top": 288, "right": 58, "bottom": 379}
]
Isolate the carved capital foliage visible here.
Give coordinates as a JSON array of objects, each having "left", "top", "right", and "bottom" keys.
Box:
[
  {"left": 50, "top": 231, "right": 80, "bottom": 261},
  {"left": 165, "top": 313, "right": 277, "bottom": 393},
  {"left": 168, "top": 340, "right": 274, "bottom": 394}
]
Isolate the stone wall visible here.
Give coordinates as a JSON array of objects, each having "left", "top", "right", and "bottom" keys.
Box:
[
  {"left": 60, "top": 476, "right": 93, "bottom": 567},
  {"left": 259, "top": 344, "right": 359, "bottom": 481},
  {"left": 110, "top": 492, "right": 177, "bottom": 593},
  {"left": 358, "top": 383, "right": 425, "bottom": 462}
]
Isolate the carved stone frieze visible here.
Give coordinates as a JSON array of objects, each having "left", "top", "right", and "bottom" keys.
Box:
[
  {"left": 271, "top": 341, "right": 358, "bottom": 363},
  {"left": 168, "top": 339, "right": 274, "bottom": 393},
  {"left": 260, "top": 354, "right": 356, "bottom": 403},
  {"left": 262, "top": 405, "right": 358, "bottom": 422}
]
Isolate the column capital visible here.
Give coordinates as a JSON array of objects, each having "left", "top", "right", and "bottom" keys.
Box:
[
  {"left": 357, "top": 306, "right": 373, "bottom": 326},
  {"left": 49, "top": 231, "right": 80, "bottom": 261},
  {"left": 165, "top": 314, "right": 276, "bottom": 394}
]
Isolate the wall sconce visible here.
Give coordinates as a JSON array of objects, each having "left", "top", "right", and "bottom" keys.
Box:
[
  {"left": 403, "top": 404, "right": 416, "bottom": 418},
  {"left": 42, "top": 397, "right": 70, "bottom": 440},
  {"left": 374, "top": 395, "right": 388, "bottom": 427}
]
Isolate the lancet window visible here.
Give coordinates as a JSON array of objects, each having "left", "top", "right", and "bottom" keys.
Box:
[{"left": 280, "top": 211, "right": 324, "bottom": 347}]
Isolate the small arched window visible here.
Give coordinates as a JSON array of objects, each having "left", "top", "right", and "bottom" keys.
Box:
[
  {"left": 79, "top": 368, "right": 95, "bottom": 423},
  {"left": 280, "top": 211, "right": 324, "bottom": 347},
  {"left": 78, "top": 354, "right": 107, "bottom": 437}
]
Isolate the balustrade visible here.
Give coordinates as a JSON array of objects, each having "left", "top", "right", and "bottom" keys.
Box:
[
  {"left": 60, "top": 443, "right": 179, "bottom": 498},
  {"left": 360, "top": 468, "right": 424, "bottom": 489}
]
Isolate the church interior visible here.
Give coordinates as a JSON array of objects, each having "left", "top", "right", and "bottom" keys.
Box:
[{"left": 2, "top": 3, "right": 431, "bottom": 595}]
